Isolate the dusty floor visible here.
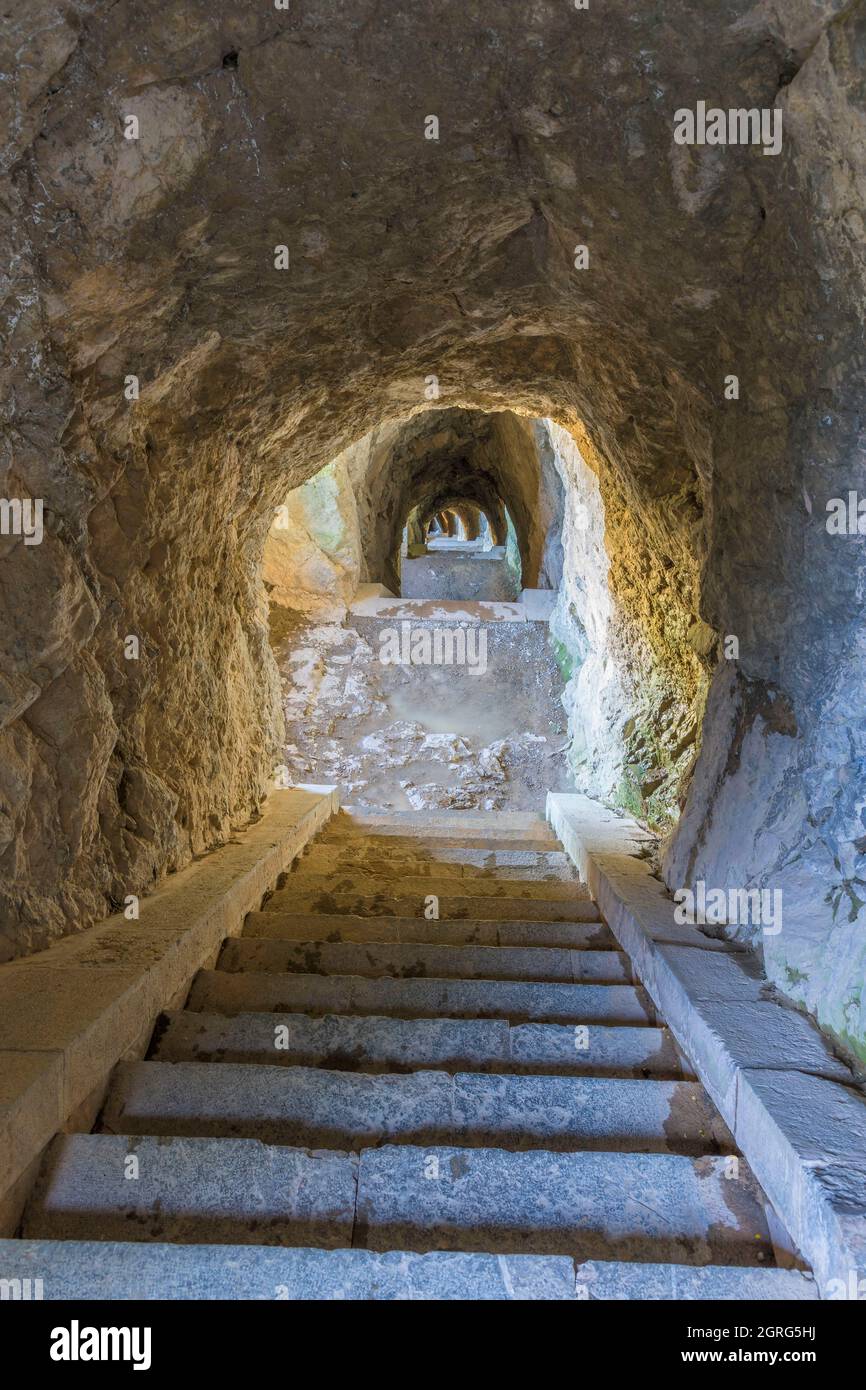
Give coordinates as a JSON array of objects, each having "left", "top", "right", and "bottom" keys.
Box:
[
  {"left": 270, "top": 604, "right": 574, "bottom": 813},
  {"left": 400, "top": 548, "right": 519, "bottom": 602}
]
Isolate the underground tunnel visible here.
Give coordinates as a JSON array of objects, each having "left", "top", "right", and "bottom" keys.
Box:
[{"left": 0, "top": 0, "right": 865, "bottom": 1320}]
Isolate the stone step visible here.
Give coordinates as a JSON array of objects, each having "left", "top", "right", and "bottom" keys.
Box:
[
  {"left": 580, "top": 1261, "right": 817, "bottom": 1300},
  {"left": 508, "top": 1022, "right": 690, "bottom": 1077},
  {"left": 262, "top": 893, "right": 599, "bottom": 922},
  {"left": 243, "top": 912, "right": 615, "bottom": 949},
  {"left": 319, "top": 832, "right": 562, "bottom": 852},
  {"left": 325, "top": 833, "right": 562, "bottom": 853},
  {"left": 276, "top": 872, "right": 587, "bottom": 901},
  {"left": 24, "top": 1134, "right": 357, "bottom": 1248},
  {"left": 332, "top": 811, "right": 556, "bottom": 828},
  {"left": 217, "top": 939, "right": 632, "bottom": 984},
  {"left": 305, "top": 837, "right": 574, "bottom": 863},
  {"left": 296, "top": 844, "right": 579, "bottom": 880},
  {"left": 347, "top": 594, "right": 527, "bottom": 622},
  {"left": 99, "top": 1062, "right": 728, "bottom": 1154},
  {"left": 306, "top": 841, "right": 573, "bottom": 863},
  {"left": 152, "top": 1011, "right": 690, "bottom": 1077},
  {"left": 188, "top": 970, "right": 655, "bottom": 1025},
  {"left": 0, "top": 1239, "right": 817, "bottom": 1300},
  {"left": 0, "top": 1238, "right": 580, "bottom": 1299},
  {"left": 313, "top": 831, "right": 563, "bottom": 852},
  {"left": 353, "top": 1146, "right": 773, "bottom": 1265}
]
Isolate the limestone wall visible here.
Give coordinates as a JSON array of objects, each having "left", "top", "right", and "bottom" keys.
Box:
[{"left": 2, "top": 0, "right": 865, "bottom": 1064}]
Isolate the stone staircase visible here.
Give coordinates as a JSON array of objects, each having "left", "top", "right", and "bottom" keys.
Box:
[{"left": 15, "top": 809, "right": 818, "bottom": 1299}]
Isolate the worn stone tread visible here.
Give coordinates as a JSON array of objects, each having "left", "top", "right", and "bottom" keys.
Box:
[
  {"left": 276, "top": 872, "right": 588, "bottom": 901},
  {"left": 188, "top": 970, "right": 655, "bottom": 1024},
  {"left": 262, "top": 893, "right": 599, "bottom": 922},
  {"left": 98, "top": 1061, "right": 725, "bottom": 1153},
  {"left": 296, "top": 845, "right": 579, "bottom": 880},
  {"left": 324, "top": 830, "right": 561, "bottom": 850},
  {"left": 27, "top": 1140, "right": 757, "bottom": 1255},
  {"left": 23, "top": 1134, "right": 357, "bottom": 1248},
  {"left": 218, "top": 938, "right": 631, "bottom": 984},
  {"left": 0, "top": 1239, "right": 816, "bottom": 1300},
  {"left": 354, "top": 1146, "right": 773, "bottom": 1265},
  {"left": 0, "top": 1239, "right": 583, "bottom": 1299},
  {"left": 243, "top": 911, "right": 614, "bottom": 948},
  {"left": 333, "top": 811, "right": 553, "bottom": 832},
  {"left": 152, "top": 1011, "right": 690, "bottom": 1078},
  {"left": 317, "top": 833, "right": 562, "bottom": 853},
  {"left": 578, "top": 1260, "right": 817, "bottom": 1300}
]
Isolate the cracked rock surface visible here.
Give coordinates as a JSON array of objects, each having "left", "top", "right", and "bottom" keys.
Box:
[
  {"left": 272, "top": 608, "right": 573, "bottom": 814},
  {"left": 1, "top": 0, "right": 865, "bottom": 1066}
]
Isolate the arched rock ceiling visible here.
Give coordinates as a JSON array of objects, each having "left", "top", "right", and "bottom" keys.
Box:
[
  {"left": 342, "top": 408, "right": 551, "bottom": 591},
  {"left": 2, "top": 0, "right": 866, "bottom": 1063}
]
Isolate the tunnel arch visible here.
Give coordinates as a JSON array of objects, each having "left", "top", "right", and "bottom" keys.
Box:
[
  {"left": 406, "top": 499, "right": 500, "bottom": 551},
  {"left": 3, "top": 1, "right": 866, "bottom": 1065},
  {"left": 337, "top": 407, "right": 564, "bottom": 596},
  {"left": 423, "top": 503, "right": 494, "bottom": 546}
]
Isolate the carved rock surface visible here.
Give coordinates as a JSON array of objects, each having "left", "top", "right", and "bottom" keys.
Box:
[{"left": 1, "top": 2, "right": 865, "bottom": 1064}]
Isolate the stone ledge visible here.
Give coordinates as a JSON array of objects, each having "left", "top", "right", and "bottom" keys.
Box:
[
  {"left": 0, "top": 1238, "right": 820, "bottom": 1300},
  {"left": 519, "top": 589, "right": 557, "bottom": 622},
  {"left": 547, "top": 792, "right": 864, "bottom": 1296},
  {"left": 0, "top": 786, "right": 339, "bottom": 1232},
  {"left": 348, "top": 593, "right": 527, "bottom": 623},
  {"left": 0, "top": 1238, "right": 580, "bottom": 1300}
]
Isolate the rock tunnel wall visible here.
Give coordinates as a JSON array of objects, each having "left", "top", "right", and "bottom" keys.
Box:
[
  {"left": 2, "top": 1, "right": 865, "bottom": 1063},
  {"left": 263, "top": 407, "right": 563, "bottom": 607},
  {"left": 546, "top": 420, "right": 709, "bottom": 829},
  {"left": 264, "top": 408, "right": 708, "bottom": 825}
]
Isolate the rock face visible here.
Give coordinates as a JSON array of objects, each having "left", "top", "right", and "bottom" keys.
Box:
[
  {"left": 264, "top": 461, "right": 362, "bottom": 619},
  {"left": 1, "top": 2, "right": 865, "bottom": 1063}
]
